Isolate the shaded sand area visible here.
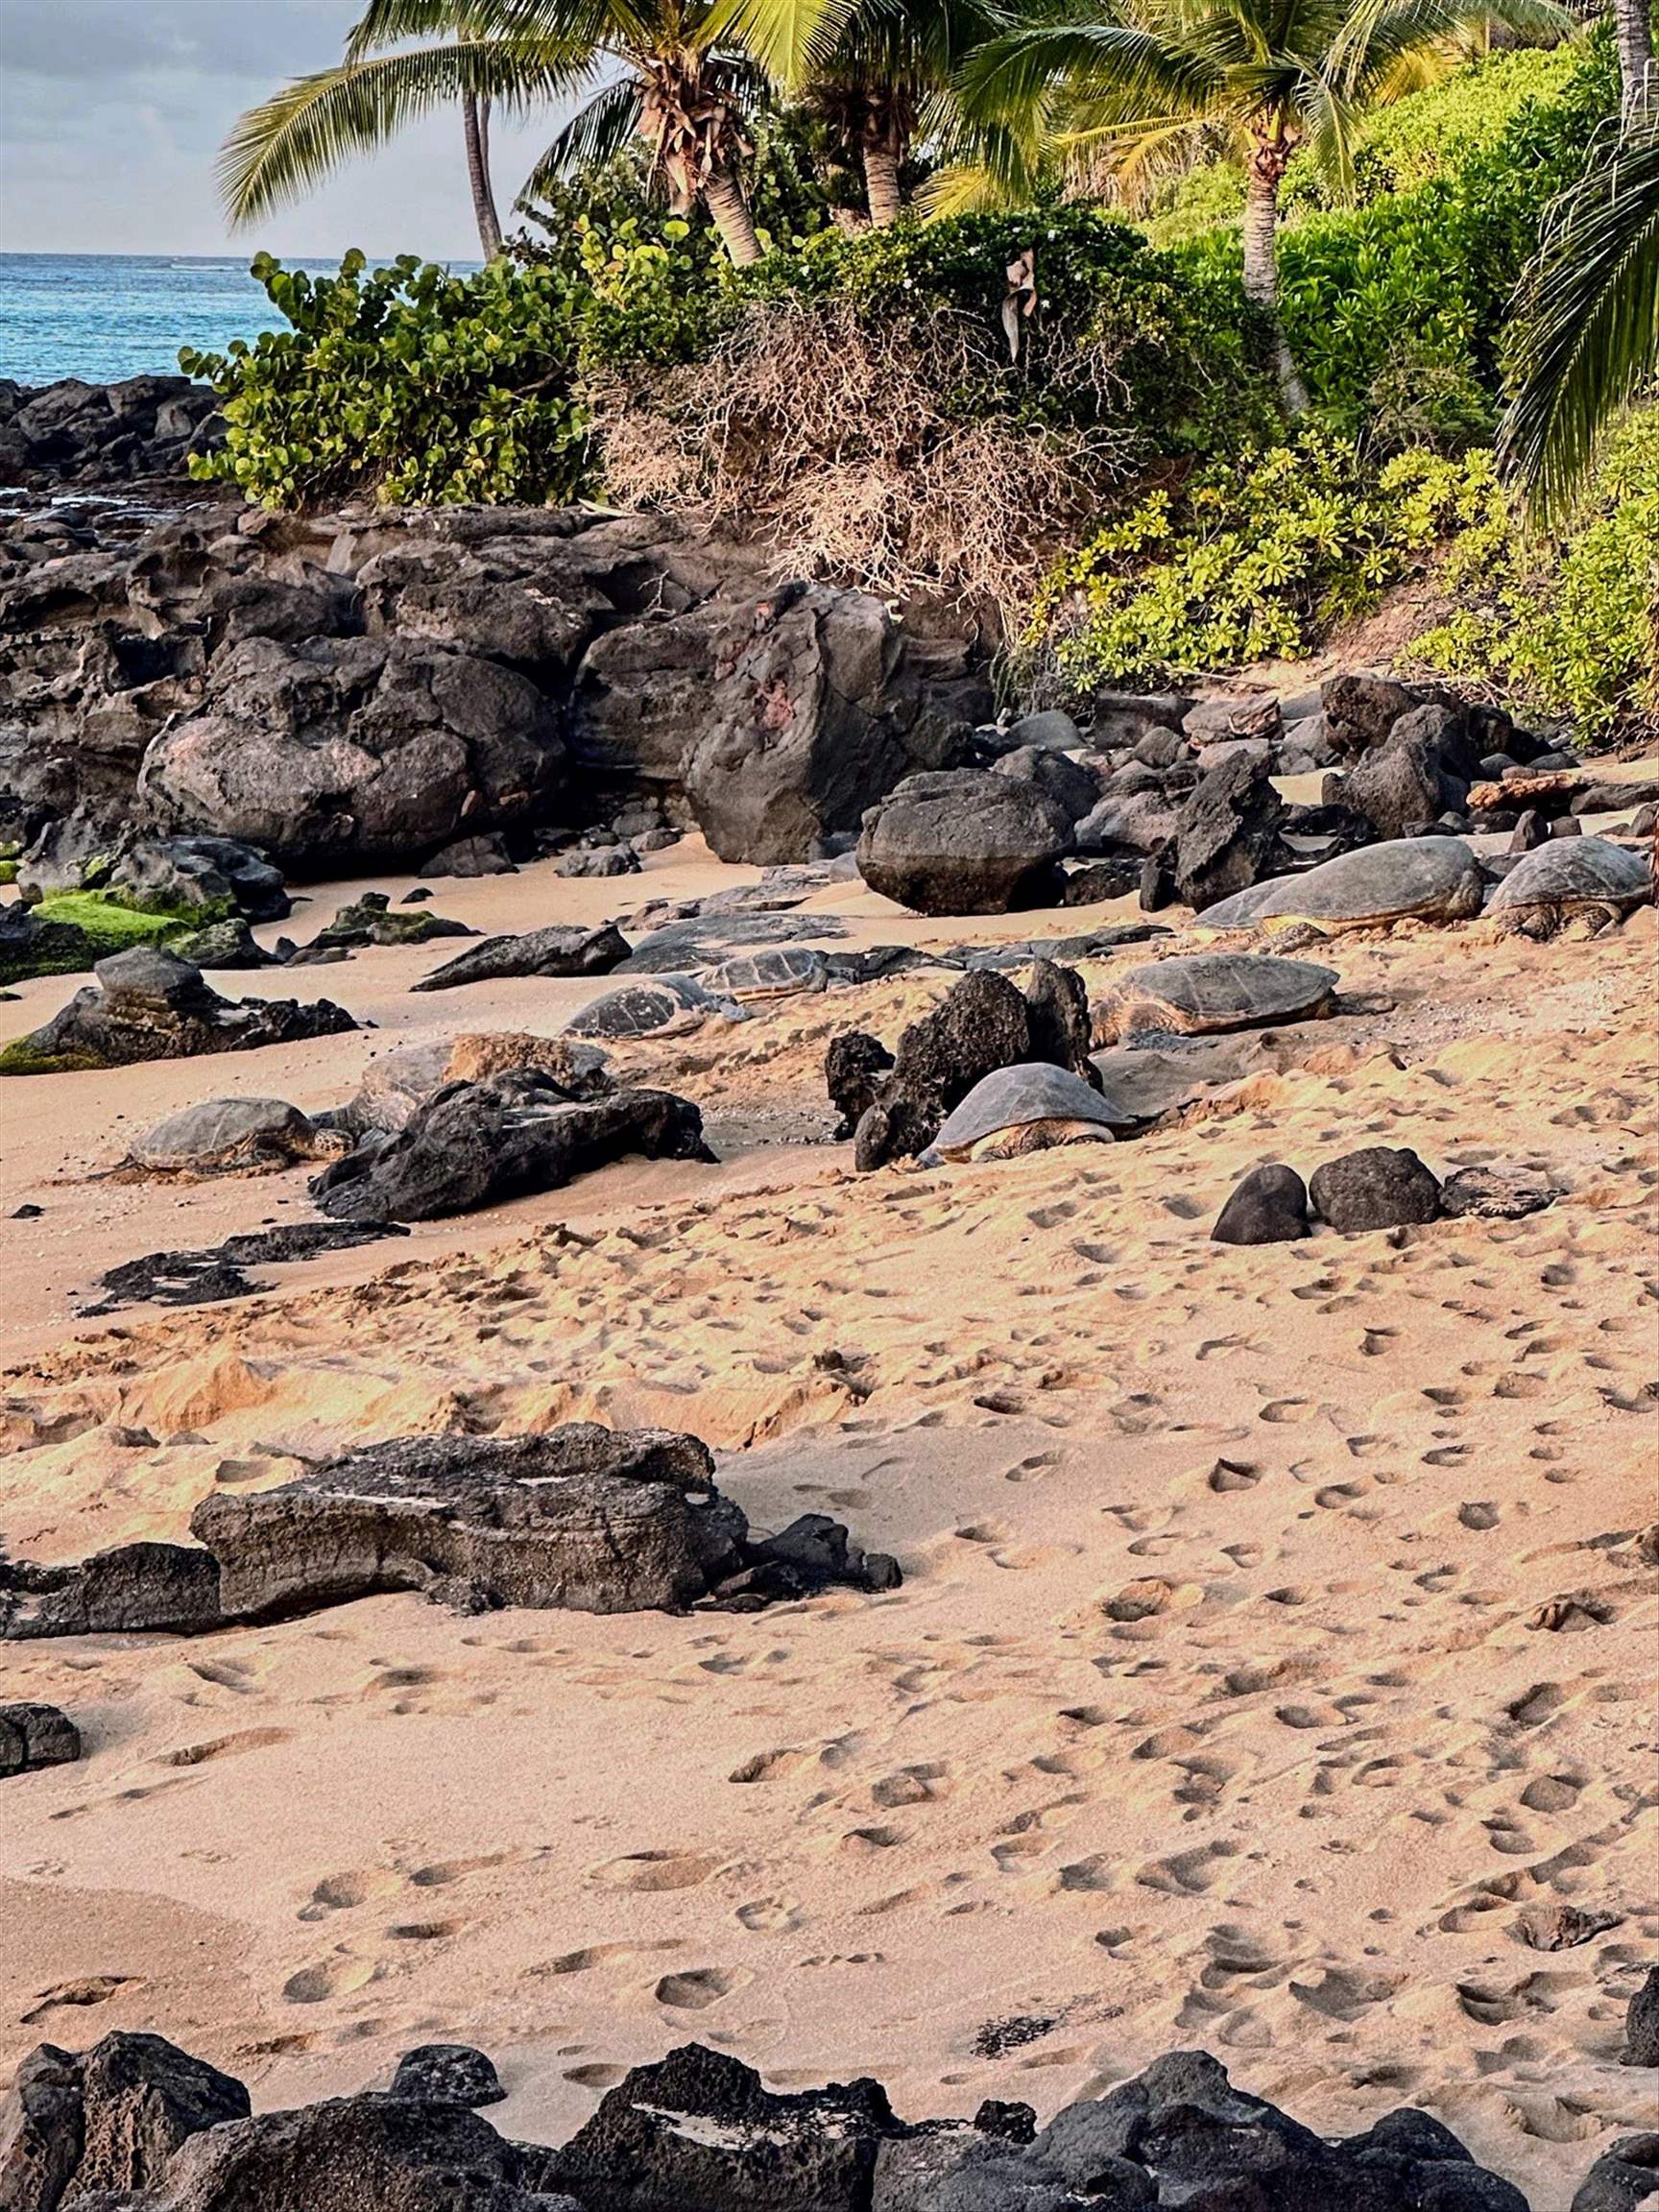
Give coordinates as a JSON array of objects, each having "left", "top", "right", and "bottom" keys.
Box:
[{"left": 0, "top": 831, "right": 1655, "bottom": 2210}]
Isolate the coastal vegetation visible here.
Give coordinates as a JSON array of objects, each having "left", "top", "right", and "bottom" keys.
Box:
[{"left": 184, "top": 6, "right": 1659, "bottom": 734}]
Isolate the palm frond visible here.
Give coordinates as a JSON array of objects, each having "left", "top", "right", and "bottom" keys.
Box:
[
  {"left": 220, "top": 39, "right": 589, "bottom": 225},
  {"left": 1500, "top": 121, "right": 1659, "bottom": 523},
  {"left": 702, "top": 0, "right": 854, "bottom": 84},
  {"left": 517, "top": 74, "right": 646, "bottom": 198},
  {"left": 959, "top": 21, "right": 1222, "bottom": 128}
]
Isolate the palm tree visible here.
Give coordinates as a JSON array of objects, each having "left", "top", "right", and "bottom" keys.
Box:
[
  {"left": 961, "top": 0, "right": 1572, "bottom": 412},
  {"left": 1499, "top": 118, "right": 1659, "bottom": 520},
  {"left": 221, "top": 0, "right": 775, "bottom": 268},
  {"left": 463, "top": 92, "right": 506, "bottom": 252},
  {"left": 801, "top": 0, "right": 1003, "bottom": 223},
  {"left": 1613, "top": 0, "right": 1655, "bottom": 118}
]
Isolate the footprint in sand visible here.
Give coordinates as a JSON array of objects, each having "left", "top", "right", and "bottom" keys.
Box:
[
  {"left": 655, "top": 1965, "right": 745, "bottom": 2010},
  {"left": 591, "top": 1850, "right": 724, "bottom": 1892},
  {"left": 282, "top": 1954, "right": 379, "bottom": 2004}
]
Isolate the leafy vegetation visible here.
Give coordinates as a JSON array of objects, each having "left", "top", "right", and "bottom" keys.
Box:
[
  {"left": 1413, "top": 407, "right": 1659, "bottom": 732},
  {"left": 1025, "top": 435, "right": 1505, "bottom": 685}
]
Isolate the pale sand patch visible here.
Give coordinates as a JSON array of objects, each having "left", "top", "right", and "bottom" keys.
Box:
[{"left": 0, "top": 830, "right": 1654, "bottom": 2210}]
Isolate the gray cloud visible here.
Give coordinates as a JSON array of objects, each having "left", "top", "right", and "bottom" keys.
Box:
[{"left": 0, "top": 0, "right": 572, "bottom": 256}]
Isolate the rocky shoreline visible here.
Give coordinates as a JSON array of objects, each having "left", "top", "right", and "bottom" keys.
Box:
[{"left": 7, "top": 2017, "right": 1657, "bottom": 2208}]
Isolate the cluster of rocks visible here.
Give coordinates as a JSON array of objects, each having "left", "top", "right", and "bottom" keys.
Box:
[
  {"left": 11, "top": 2027, "right": 1656, "bottom": 2210},
  {"left": 0, "top": 1424, "right": 898, "bottom": 1644},
  {"left": 827, "top": 962, "right": 1101, "bottom": 1171},
  {"left": 1214, "top": 1147, "right": 1554, "bottom": 1245},
  {"left": 0, "top": 374, "right": 221, "bottom": 490},
  {"left": 0, "top": 948, "right": 355, "bottom": 1076},
  {"left": 0, "top": 490, "right": 989, "bottom": 878},
  {"left": 849, "top": 671, "right": 1653, "bottom": 920}
]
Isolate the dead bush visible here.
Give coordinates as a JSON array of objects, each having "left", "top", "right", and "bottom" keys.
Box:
[{"left": 588, "top": 297, "right": 1139, "bottom": 626}]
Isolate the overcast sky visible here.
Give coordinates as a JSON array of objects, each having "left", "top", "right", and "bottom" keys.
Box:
[{"left": 0, "top": 0, "right": 574, "bottom": 258}]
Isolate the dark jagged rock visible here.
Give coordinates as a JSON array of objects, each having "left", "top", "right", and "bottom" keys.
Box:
[
  {"left": 389, "top": 2047, "right": 506, "bottom": 2109},
  {"left": 1623, "top": 1966, "right": 1659, "bottom": 2066},
  {"left": 84, "top": 1221, "right": 404, "bottom": 1317},
  {"left": 556, "top": 843, "right": 639, "bottom": 878},
  {"left": 1168, "top": 749, "right": 1286, "bottom": 912},
  {"left": 1571, "top": 2134, "right": 1659, "bottom": 2212},
  {"left": 826, "top": 1031, "right": 895, "bottom": 1139},
  {"left": 413, "top": 924, "right": 630, "bottom": 993},
  {"left": 188, "top": 1429, "right": 741, "bottom": 1623},
  {"left": 852, "top": 970, "right": 1033, "bottom": 1171},
  {"left": 681, "top": 582, "right": 986, "bottom": 865},
  {"left": 1339, "top": 702, "right": 1478, "bottom": 841},
  {"left": 0, "top": 1701, "right": 81, "bottom": 1777},
  {"left": 0, "top": 2040, "right": 84, "bottom": 2211},
  {"left": 1212, "top": 1164, "right": 1311, "bottom": 1245},
  {"left": 0, "top": 1542, "right": 226, "bottom": 1640},
  {"left": 711, "top": 1513, "right": 901, "bottom": 1609},
  {"left": 855, "top": 771, "right": 1071, "bottom": 916},
  {"left": 547, "top": 2041, "right": 904, "bottom": 2210},
  {"left": 310, "top": 1074, "right": 712, "bottom": 1224},
  {"left": 0, "top": 374, "right": 220, "bottom": 488},
  {"left": 991, "top": 745, "right": 1101, "bottom": 826},
  {"left": 104, "top": 836, "right": 290, "bottom": 924},
  {"left": 121, "top": 2092, "right": 556, "bottom": 2212},
  {"left": 0, "top": 949, "right": 355, "bottom": 1075},
  {"left": 419, "top": 832, "right": 517, "bottom": 878},
  {"left": 1022, "top": 958, "right": 1099, "bottom": 1088},
  {"left": 0, "top": 2032, "right": 248, "bottom": 2212},
  {"left": 168, "top": 918, "right": 274, "bottom": 970},
  {"left": 1061, "top": 855, "right": 1142, "bottom": 904},
  {"left": 1310, "top": 1145, "right": 1443, "bottom": 1232},
  {"left": 140, "top": 634, "right": 568, "bottom": 870}
]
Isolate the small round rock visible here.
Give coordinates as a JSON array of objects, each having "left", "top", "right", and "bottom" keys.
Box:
[
  {"left": 1212, "top": 1164, "right": 1310, "bottom": 1245},
  {"left": 1310, "top": 1146, "right": 1442, "bottom": 1232},
  {"left": 390, "top": 2043, "right": 505, "bottom": 2107}
]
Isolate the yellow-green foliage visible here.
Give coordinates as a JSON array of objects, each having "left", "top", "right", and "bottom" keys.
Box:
[
  {"left": 1026, "top": 435, "right": 1502, "bottom": 685},
  {"left": 1409, "top": 410, "right": 1659, "bottom": 737}
]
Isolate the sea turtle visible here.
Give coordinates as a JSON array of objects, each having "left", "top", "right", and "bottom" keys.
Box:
[
  {"left": 710, "top": 948, "right": 831, "bottom": 999},
  {"left": 927, "top": 1063, "right": 1118, "bottom": 1163},
  {"left": 1486, "top": 837, "right": 1651, "bottom": 940},
  {"left": 1092, "top": 952, "right": 1338, "bottom": 1044},
  {"left": 125, "top": 1096, "right": 349, "bottom": 1176},
  {"left": 1194, "top": 836, "right": 1485, "bottom": 936},
  {"left": 562, "top": 973, "right": 745, "bottom": 1042}
]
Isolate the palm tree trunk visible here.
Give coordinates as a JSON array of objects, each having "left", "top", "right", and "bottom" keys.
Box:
[
  {"left": 1242, "top": 146, "right": 1310, "bottom": 417},
  {"left": 703, "top": 167, "right": 762, "bottom": 266},
  {"left": 463, "top": 93, "right": 503, "bottom": 258},
  {"left": 1614, "top": 0, "right": 1656, "bottom": 116},
  {"left": 864, "top": 141, "right": 905, "bottom": 226}
]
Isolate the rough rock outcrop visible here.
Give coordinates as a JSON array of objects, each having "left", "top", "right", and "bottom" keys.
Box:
[
  {"left": 140, "top": 634, "right": 567, "bottom": 870},
  {"left": 0, "top": 950, "right": 355, "bottom": 1075},
  {"left": 682, "top": 582, "right": 986, "bottom": 863},
  {"left": 0, "top": 2030, "right": 249, "bottom": 2211},
  {"left": 0, "top": 375, "right": 220, "bottom": 489},
  {"left": 389, "top": 2046, "right": 506, "bottom": 2109},
  {"left": 311, "top": 1073, "right": 711, "bottom": 1222},
  {"left": 1167, "top": 749, "right": 1286, "bottom": 911},
  {"left": 855, "top": 771, "right": 1071, "bottom": 916}
]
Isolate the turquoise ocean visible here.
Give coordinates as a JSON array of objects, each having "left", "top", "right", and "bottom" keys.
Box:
[{"left": 0, "top": 253, "right": 475, "bottom": 387}]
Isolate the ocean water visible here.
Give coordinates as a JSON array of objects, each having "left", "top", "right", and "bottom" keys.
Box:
[{"left": 0, "top": 252, "right": 471, "bottom": 388}]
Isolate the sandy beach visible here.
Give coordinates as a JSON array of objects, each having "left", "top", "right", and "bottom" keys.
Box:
[{"left": 1, "top": 811, "right": 1654, "bottom": 2211}]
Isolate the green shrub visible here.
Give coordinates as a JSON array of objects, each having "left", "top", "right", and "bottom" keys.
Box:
[
  {"left": 1024, "top": 435, "right": 1505, "bottom": 686},
  {"left": 1409, "top": 409, "right": 1659, "bottom": 736}
]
